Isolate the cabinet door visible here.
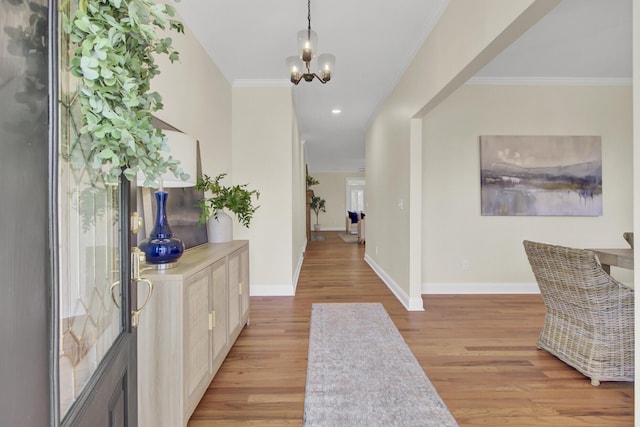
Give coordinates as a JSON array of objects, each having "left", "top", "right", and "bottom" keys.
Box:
[
  {"left": 227, "top": 250, "right": 242, "bottom": 338},
  {"left": 210, "top": 259, "right": 228, "bottom": 371},
  {"left": 183, "top": 267, "right": 213, "bottom": 410},
  {"left": 227, "top": 254, "right": 241, "bottom": 337},
  {"left": 228, "top": 245, "right": 250, "bottom": 338},
  {"left": 238, "top": 246, "right": 250, "bottom": 320}
]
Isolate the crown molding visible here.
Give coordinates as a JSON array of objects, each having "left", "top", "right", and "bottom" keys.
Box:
[{"left": 466, "top": 76, "right": 632, "bottom": 86}]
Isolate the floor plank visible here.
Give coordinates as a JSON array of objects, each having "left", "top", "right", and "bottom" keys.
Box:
[{"left": 189, "top": 231, "right": 634, "bottom": 426}]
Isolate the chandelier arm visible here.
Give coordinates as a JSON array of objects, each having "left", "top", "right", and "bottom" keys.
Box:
[{"left": 312, "top": 73, "right": 329, "bottom": 84}]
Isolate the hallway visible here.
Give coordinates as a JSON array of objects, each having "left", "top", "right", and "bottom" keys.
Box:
[{"left": 188, "top": 232, "right": 633, "bottom": 426}]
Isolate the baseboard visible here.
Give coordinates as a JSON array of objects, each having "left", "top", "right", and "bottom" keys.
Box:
[
  {"left": 312, "top": 226, "right": 344, "bottom": 231},
  {"left": 250, "top": 239, "right": 307, "bottom": 297},
  {"left": 250, "top": 283, "right": 296, "bottom": 296},
  {"left": 292, "top": 241, "right": 306, "bottom": 294},
  {"left": 364, "top": 254, "right": 424, "bottom": 311},
  {"left": 250, "top": 281, "right": 540, "bottom": 296},
  {"left": 422, "top": 282, "right": 540, "bottom": 294}
]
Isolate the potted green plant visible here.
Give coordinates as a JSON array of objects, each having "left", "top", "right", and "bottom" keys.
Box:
[
  {"left": 310, "top": 195, "right": 326, "bottom": 231},
  {"left": 195, "top": 173, "right": 260, "bottom": 242}
]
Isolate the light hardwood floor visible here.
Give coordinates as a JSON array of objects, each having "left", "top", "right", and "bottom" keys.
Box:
[{"left": 189, "top": 231, "right": 634, "bottom": 426}]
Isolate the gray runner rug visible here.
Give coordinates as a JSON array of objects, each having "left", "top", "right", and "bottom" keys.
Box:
[{"left": 304, "top": 303, "right": 458, "bottom": 426}]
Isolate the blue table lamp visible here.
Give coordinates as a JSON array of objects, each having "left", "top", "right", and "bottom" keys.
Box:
[{"left": 137, "top": 130, "right": 197, "bottom": 269}]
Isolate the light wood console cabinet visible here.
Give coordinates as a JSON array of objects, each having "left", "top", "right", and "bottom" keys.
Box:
[{"left": 137, "top": 241, "right": 250, "bottom": 427}]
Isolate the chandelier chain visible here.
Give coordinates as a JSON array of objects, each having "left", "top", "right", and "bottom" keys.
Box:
[{"left": 307, "top": 0, "right": 311, "bottom": 30}]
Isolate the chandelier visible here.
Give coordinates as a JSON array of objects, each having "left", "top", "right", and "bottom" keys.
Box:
[{"left": 286, "top": 0, "right": 335, "bottom": 85}]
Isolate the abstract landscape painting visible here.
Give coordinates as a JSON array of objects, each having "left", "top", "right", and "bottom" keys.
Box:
[{"left": 480, "top": 135, "right": 602, "bottom": 216}]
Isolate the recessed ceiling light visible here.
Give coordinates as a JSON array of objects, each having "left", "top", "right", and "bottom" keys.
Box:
[{"left": 331, "top": 109, "right": 341, "bottom": 114}]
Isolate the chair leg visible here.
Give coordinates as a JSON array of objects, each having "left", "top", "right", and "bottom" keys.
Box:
[{"left": 591, "top": 378, "right": 600, "bottom": 387}]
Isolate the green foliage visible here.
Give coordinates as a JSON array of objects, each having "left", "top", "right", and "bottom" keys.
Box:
[
  {"left": 306, "top": 174, "right": 319, "bottom": 190},
  {"left": 310, "top": 195, "right": 326, "bottom": 224},
  {"left": 195, "top": 173, "right": 260, "bottom": 228},
  {"left": 65, "top": 0, "right": 187, "bottom": 186}
]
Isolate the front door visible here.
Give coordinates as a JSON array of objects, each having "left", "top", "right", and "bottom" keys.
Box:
[{"left": 55, "top": 0, "right": 138, "bottom": 424}]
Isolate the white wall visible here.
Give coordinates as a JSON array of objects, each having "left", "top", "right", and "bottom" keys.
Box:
[
  {"left": 232, "top": 86, "right": 303, "bottom": 296},
  {"left": 421, "top": 84, "right": 633, "bottom": 293},
  {"left": 365, "top": 0, "right": 558, "bottom": 310},
  {"left": 153, "top": 15, "right": 305, "bottom": 297},
  {"left": 292, "top": 108, "right": 306, "bottom": 289},
  {"left": 152, "top": 20, "right": 232, "bottom": 178},
  {"left": 310, "top": 172, "right": 365, "bottom": 231}
]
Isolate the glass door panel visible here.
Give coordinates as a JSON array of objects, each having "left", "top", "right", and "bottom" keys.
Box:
[{"left": 57, "top": 0, "right": 123, "bottom": 417}]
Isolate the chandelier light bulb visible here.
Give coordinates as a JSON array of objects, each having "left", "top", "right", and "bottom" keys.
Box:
[
  {"left": 317, "top": 53, "right": 335, "bottom": 82},
  {"left": 297, "top": 28, "right": 317, "bottom": 62},
  {"left": 286, "top": 55, "right": 305, "bottom": 83}
]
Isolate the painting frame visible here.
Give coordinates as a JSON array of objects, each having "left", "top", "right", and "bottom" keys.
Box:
[{"left": 480, "top": 135, "right": 602, "bottom": 216}]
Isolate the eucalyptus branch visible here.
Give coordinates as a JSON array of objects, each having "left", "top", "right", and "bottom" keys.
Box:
[{"left": 65, "top": 0, "right": 186, "bottom": 186}]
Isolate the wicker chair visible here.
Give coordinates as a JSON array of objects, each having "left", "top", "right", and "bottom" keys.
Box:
[{"left": 523, "top": 240, "right": 634, "bottom": 386}]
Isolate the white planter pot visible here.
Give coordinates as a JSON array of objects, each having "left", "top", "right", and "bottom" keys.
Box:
[
  {"left": 313, "top": 224, "right": 321, "bottom": 231},
  {"left": 207, "top": 210, "right": 233, "bottom": 243}
]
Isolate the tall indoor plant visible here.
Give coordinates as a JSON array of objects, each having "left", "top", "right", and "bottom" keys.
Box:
[
  {"left": 310, "top": 195, "right": 326, "bottom": 231},
  {"left": 196, "top": 173, "right": 260, "bottom": 242}
]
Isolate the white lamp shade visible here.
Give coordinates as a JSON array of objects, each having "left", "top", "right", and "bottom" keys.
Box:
[
  {"left": 137, "top": 130, "right": 197, "bottom": 188},
  {"left": 297, "top": 28, "right": 318, "bottom": 61}
]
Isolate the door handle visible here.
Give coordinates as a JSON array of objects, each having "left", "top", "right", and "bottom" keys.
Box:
[
  {"left": 109, "top": 247, "right": 154, "bottom": 328},
  {"left": 131, "top": 247, "right": 153, "bottom": 328},
  {"left": 131, "top": 211, "right": 144, "bottom": 235}
]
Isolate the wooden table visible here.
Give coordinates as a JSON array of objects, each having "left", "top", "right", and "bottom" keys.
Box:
[{"left": 588, "top": 248, "right": 634, "bottom": 273}]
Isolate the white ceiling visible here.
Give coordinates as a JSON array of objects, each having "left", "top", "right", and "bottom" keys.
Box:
[{"left": 173, "top": 0, "right": 632, "bottom": 173}]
